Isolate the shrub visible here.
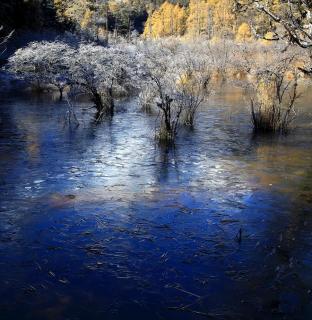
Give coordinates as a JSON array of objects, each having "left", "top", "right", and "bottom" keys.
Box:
[{"left": 249, "top": 60, "right": 300, "bottom": 133}]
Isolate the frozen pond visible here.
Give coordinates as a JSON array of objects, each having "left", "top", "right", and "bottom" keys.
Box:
[{"left": 0, "top": 86, "right": 312, "bottom": 319}]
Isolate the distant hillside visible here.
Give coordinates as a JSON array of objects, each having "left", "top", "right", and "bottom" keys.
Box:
[
  {"left": 0, "top": 0, "right": 281, "bottom": 42},
  {"left": 0, "top": 1, "right": 188, "bottom": 33}
]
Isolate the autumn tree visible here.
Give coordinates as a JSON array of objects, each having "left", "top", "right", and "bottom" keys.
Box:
[
  {"left": 53, "top": 0, "right": 68, "bottom": 23},
  {"left": 61, "top": 0, "right": 94, "bottom": 30},
  {"left": 108, "top": 0, "right": 147, "bottom": 39},
  {"left": 186, "top": 0, "right": 209, "bottom": 37},
  {"left": 143, "top": 1, "right": 187, "bottom": 38},
  {"left": 212, "top": 0, "right": 236, "bottom": 38}
]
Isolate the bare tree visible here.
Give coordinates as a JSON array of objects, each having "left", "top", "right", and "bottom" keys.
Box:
[
  {"left": 138, "top": 41, "right": 184, "bottom": 142},
  {"left": 205, "top": 39, "right": 232, "bottom": 82},
  {"left": 177, "top": 52, "right": 210, "bottom": 127},
  {"left": 138, "top": 39, "right": 211, "bottom": 142},
  {"left": 68, "top": 43, "right": 138, "bottom": 121}
]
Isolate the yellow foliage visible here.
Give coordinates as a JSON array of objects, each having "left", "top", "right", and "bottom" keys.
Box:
[
  {"left": 63, "top": 0, "right": 92, "bottom": 28},
  {"left": 259, "top": 31, "right": 276, "bottom": 45},
  {"left": 186, "top": 0, "right": 235, "bottom": 38},
  {"left": 186, "top": 0, "right": 209, "bottom": 36},
  {"left": 212, "top": 0, "right": 236, "bottom": 36},
  {"left": 81, "top": 8, "right": 93, "bottom": 29},
  {"left": 210, "top": 35, "right": 220, "bottom": 44},
  {"left": 176, "top": 72, "right": 191, "bottom": 87},
  {"left": 53, "top": 0, "right": 63, "bottom": 13},
  {"left": 294, "top": 59, "right": 305, "bottom": 70},
  {"left": 144, "top": 0, "right": 237, "bottom": 39},
  {"left": 54, "top": 0, "right": 282, "bottom": 41},
  {"left": 257, "top": 79, "right": 275, "bottom": 108},
  {"left": 285, "top": 71, "right": 295, "bottom": 81},
  {"left": 236, "top": 23, "right": 252, "bottom": 42},
  {"left": 54, "top": 0, "right": 70, "bottom": 22},
  {"left": 108, "top": 0, "right": 119, "bottom": 13},
  {"left": 143, "top": 2, "right": 187, "bottom": 38}
]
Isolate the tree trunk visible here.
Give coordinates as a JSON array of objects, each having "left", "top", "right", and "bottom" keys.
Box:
[
  {"left": 107, "top": 87, "right": 114, "bottom": 116},
  {"left": 106, "top": 5, "right": 109, "bottom": 40},
  {"left": 59, "top": 87, "right": 63, "bottom": 101},
  {"left": 127, "top": 15, "right": 131, "bottom": 41},
  {"left": 164, "top": 95, "right": 172, "bottom": 133},
  {"left": 92, "top": 91, "right": 104, "bottom": 112}
]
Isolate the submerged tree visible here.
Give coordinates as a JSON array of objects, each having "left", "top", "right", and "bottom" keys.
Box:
[
  {"left": 139, "top": 42, "right": 182, "bottom": 141},
  {"left": 138, "top": 40, "right": 210, "bottom": 142},
  {"left": 7, "top": 40, "right": 138, "bottom": 119},
  {"left": 177, "top": 51, "right": 211, "bottom": 126},
  {"left": 69, "top": 43, "right": 138, "bottom": 120},
  {"left": 7, "top": 41, "right": 74, "bottom": 97},
  {"left": 248, "top": 56, "right": 300, "bottom": 133}
]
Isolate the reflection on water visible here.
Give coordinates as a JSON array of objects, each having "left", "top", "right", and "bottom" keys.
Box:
[{"left": 0, "top": 86, "right": 312, "bottom": 320}]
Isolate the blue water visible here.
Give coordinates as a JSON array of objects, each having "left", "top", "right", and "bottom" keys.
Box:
[{"left": 0, "top": 88, "right": 312, "bottom": 319}]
